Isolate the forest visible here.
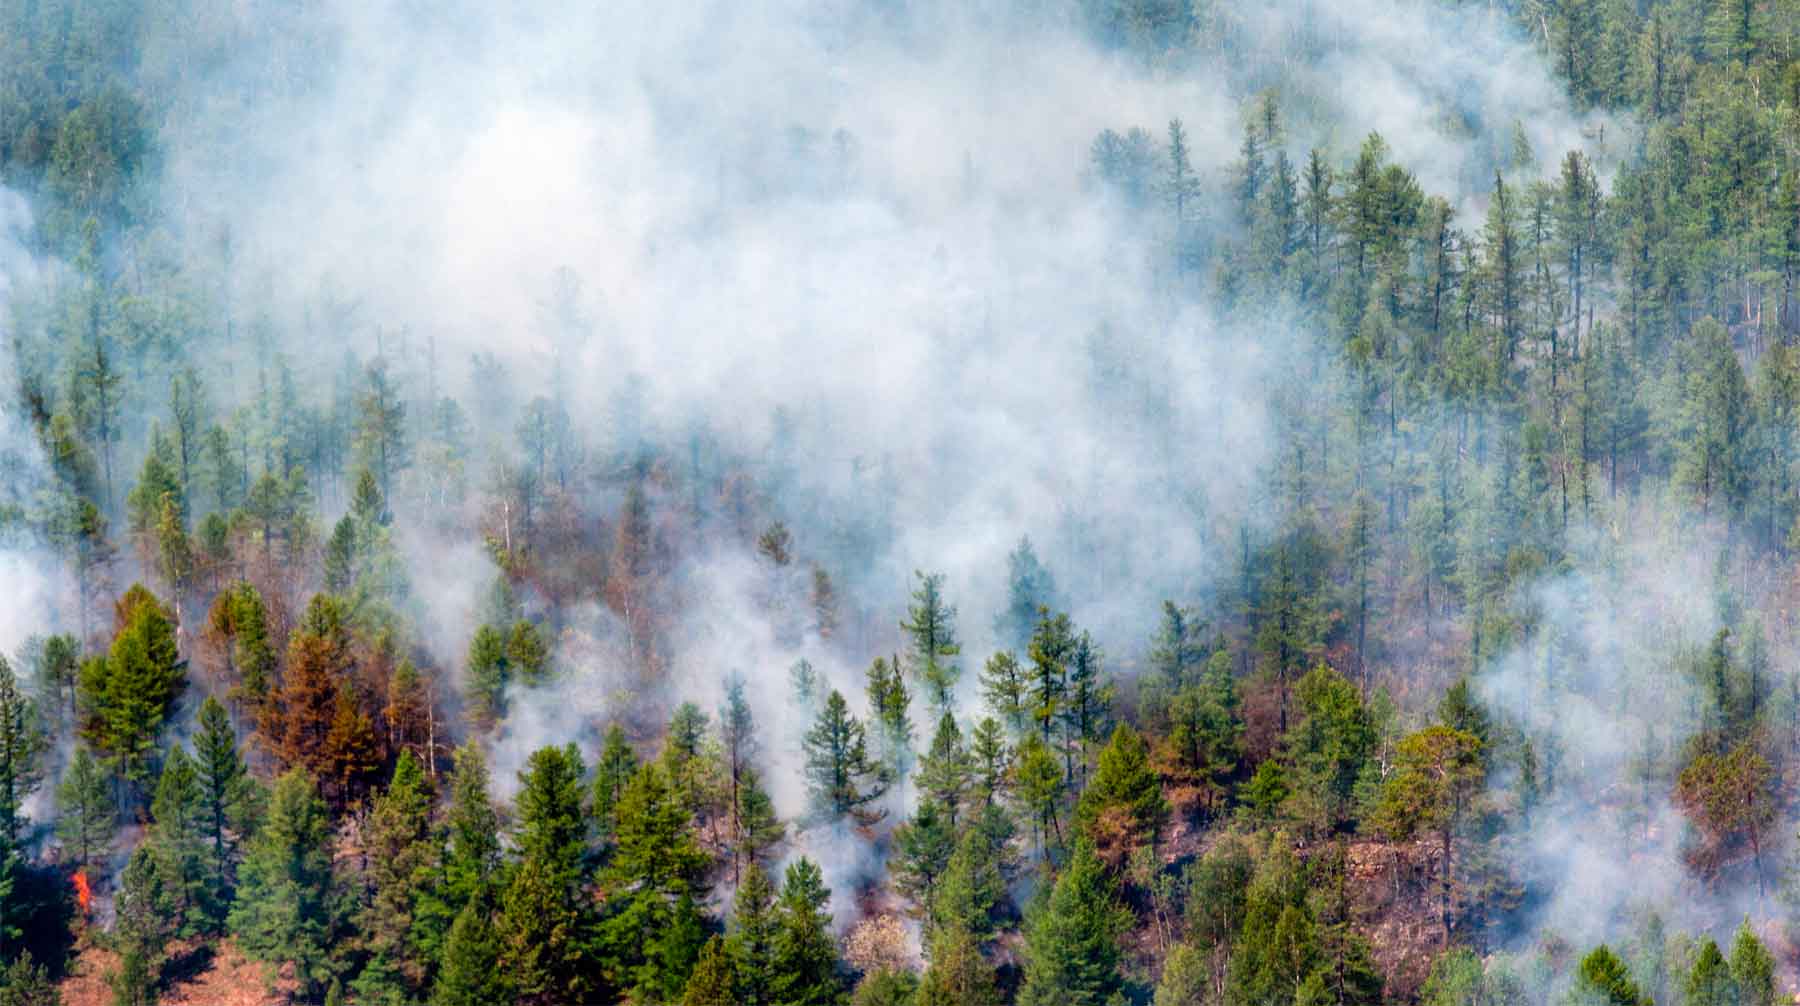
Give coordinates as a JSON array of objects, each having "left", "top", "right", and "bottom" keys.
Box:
[{"left": 4, "top": 0, "right": 1800, "bottom": 1003}]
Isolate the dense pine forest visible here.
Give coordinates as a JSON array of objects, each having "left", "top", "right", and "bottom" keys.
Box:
[{"left": 7, "top": 0, "right": 1800, "bottom": 1003}]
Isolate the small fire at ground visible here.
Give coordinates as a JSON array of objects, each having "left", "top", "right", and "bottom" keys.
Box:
[{"left": 72, "top": 870, "right": 91, "bottom": 916}]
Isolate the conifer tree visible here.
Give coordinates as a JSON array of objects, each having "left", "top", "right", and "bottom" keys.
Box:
[
  {"left": 56, "top": 746, "right": 113, "bottom": 867},
  {"left": 1147, "top": 602, "right": 1204, "bottom": 692},
  {"left": 719, "top": 676, "right": 758, "bottom": 875},
  {"left": 601, "top": 761, "right": 709, "bottom": 1001},
  {"left": 802, "top": 690, "right": 889, "bottom": 825},
  {"left": 353, "top": 751, "right": 437, "bottom": 1004},
  {"left": 439, "top": 741, "right": 500, "bottom": 914},
  {"left": 1026, "top": 612, "right": 1075, "bottom": 746},
  {"left": 1017, "top": 840, "right": 1131, "bottom": 1006},
  {"left": 229, "top": 769, "right": 345, "bottom": 1001},
  {"left": 736, "top": 767, "right": 786, "bottom": 868},
  {"left": 1729, "top": 924, "right": 1775, "bottom": 1006},
  {"left": 323, "top": 516, "right": 356, "bottom": 594},
  {"left": 771, "top": 858, "right": 845, "bottom": 1006},
  {"left": 507, "top": 620, "right": 549, "bottom": 686},
  {"left": 267, "top": 594, "right": 353, "bottom": 778},
  {"left": 193, "top": 696, "right": 254, "bottom": 909},
  {"left": 901, "top": 571, "right": 961, "bottom": 715},
  {"left": 110, "top": 846, "right": 171, "bottom": 1006},
  {"left": 79, "top": 585, "right": 184, "bottom": 787},
  {"left": 1576, "top": 945, "right": 1649, "bottom": 1006},
  {"left": 997, "top": 537, "right": 1057, "bottom": 652},
  {"left": 916, "top": 926, "right": 1002, "bottom": 1006},
  {"left": 0, "top": 658, "right": 46, "bottom": 851},
  {"left": 322, "top": 680, "right": 380, "bottom": 808},
  {"left": 1076, "top": 723, "right": 1168, "bottom": 858},
  {"left": 891, "top": 799, "right": 955, "bottom": 930},
  {"left": 730, "top": 861, "right": 779, "bottom": 1006},
  {"left": 206, "top": 582, "right": 276, "bottom": 707},
  {"left": 593, "top": 723, "right": 639, "bottom": 857},
  {"left": 682, "top": 936, "right": 737, "bottom": 1006},
  {"left": 1013, "top": 734, "right": 1063, "bottom": 856},
  {"left": 432, "top": 902, "right": 509, "bottom": 1006},
  {"left": 978, "top": 651, "right": 1028, "bottom": 735},
  {"left": 660, "top": 701, "right": 712, "bottom": 816},
  {"left": 865, "top": 656, "right": 914, "bottom": 788},
  {"left": 932, "top": 805, "right": 1014, "bottom": 941},
  {"left": 811, "top": 565, "right": 840, "bottom": 641},
  {"left": 463, "top": 625, "right": 508, "bottom": 727},
  {"left": 916, "top": 712, "right": 970, "bottom": 826},
  {"left": 969, "top": 717, "right": 1010, "bottom": 808},
  {"left": 0, "top": 951, "right": 59, "bottom": 1006},
  {"left": 383, "top": 659, "right": 432, "bottom": 768},
  {"left": 1373, "top": 725, "right": 1483, "bottom": 938},
  {"left": 1061, "top": 632, "right": 1111, "bottom": 785},
  {"left": 149, "top": 744, "right": 208, "bottom": 934},
  {"left": 499, "top": 743, "right": 591, "bottom": 1004}
]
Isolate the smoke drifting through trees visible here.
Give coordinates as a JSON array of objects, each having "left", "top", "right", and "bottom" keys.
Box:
[{"left": 8, "top": 0, "right": 1800, "bottom": 1003}]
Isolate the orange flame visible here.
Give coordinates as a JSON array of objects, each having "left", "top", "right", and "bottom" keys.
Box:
[{"left": 72, "top": 870, "right": 91, "bottom": 915}]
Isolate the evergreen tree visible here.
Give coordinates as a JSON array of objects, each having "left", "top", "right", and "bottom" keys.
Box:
[
  {"left": 56, "top": 746, "right": 113, "bottom": 867},
  {"left": 916, "top": 926, "right": 1001, "bottom": 1006},
  {"left": 0, "top": 657, "right": 44, "bottom": 855},
  {"left": 968, "top": 717, "right": 1010, "bottom": 807},
  {"left": 601, "top": 761, "right": 709, "bottom": 1001},
  {"left": 916, "top": 712, "right": 971, "bottom": 827},
  {"left": 1017, "top": 840, "right": 1131, "bottom": 1006},
  {"left": 1075, "top": 723, "right": 1169, "bottom": 857},
  {"left": 1060, "top": 632, "right": 1112, "bottom": 786},
  {"left": 901, "top": 571, "right": 962, "bottom": 715},
  {"left": 979, "top": 652, "right": 1028, "bottom": 735},
  {"left": 353, "top": 751, "right": 437, "bottom": 1004},
  {"left": 1027, "top": 612, "right": 1075, "bottom": 747},
  {"left": 1729, "top": 923, "right": 1776, "bottom": 1006},
  {"left": 865, "top": 657, "right": 913, "bottom": 790},
  {"left": 0, "top": 951, "right": 60, "bottom": 1006},
  {"left": 507, "top": 621, "right": 549, "bottom": 687},
  {"left": 802, "top": 690, "right": 889, "bottom": 825},
  {"left": 770, "top": 858, "right": 845, "bottom": 1006},
  {"left": 431, "top": 899, "right": 509, "bottom": 1006},
  {"left": 148, "top": 745, "right": 208, "bottom": 935},
  {"left": 1576, "top": 945, "right": 1650, "bottom": 1006},
  {"left": 499, "top": 743, "right": 591, "bottom": 1004},
  {"left": 79, "top": 586, "right": 184, "bottom": 787},
  {"left": 229, "top": 769, "right": 345, "bottom": 1000},
  {"left": 729, "top": 861, "right": 779, "bottom": 1006},
  {"left": 932, "top": 805, "right": 1015, "bottom": 941},
  {"left": 1372, "top": 726, "right": 1484, "bottom": 938},
  {"left": 682, "top": 936, "right": 737, "bottom": 1006},
  {"left": 593, "top": 723, "right": 639, "bottom": 857},
  {"left": 193, "top": 695, "right": 254, "bottom": 911},
  {"left": 997, "top": 537, "right": 1057, "bottom": 651},
  {"left": 1147, "top": 602, "right": 1205, "bottom": 692},
  {"left": 891, "top": 799, "right": 956, "bottom": 930},
  {"left": 464, "top": 625, "right": 508, "bottom": 727},
  {"left": 110, "top": 846, "right": 171, "bottom": 1006},
  {"left": 736, "top": 767, "right": 787, "bottom": 868},
  {"left": 660, "top": 701, "right": 712, "bottom": 816},
  {"left": 440, "top": 741, "right": 501, "bottom": 914},
  {"left": 1284, "top": 665, "right": 1376, "bottom": 834},
  {"left": 1013, "top": 734, "right": 1063, "bottom": 856}
]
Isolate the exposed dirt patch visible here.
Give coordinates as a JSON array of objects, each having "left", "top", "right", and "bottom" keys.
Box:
[{"left": 59, "top": 938, "right": 283, "bottom": 1006}]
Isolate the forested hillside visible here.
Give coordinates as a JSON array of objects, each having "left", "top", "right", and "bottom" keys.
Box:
[{"left": 2, "top": 0, "right": 1800, "bottom": 1004}]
